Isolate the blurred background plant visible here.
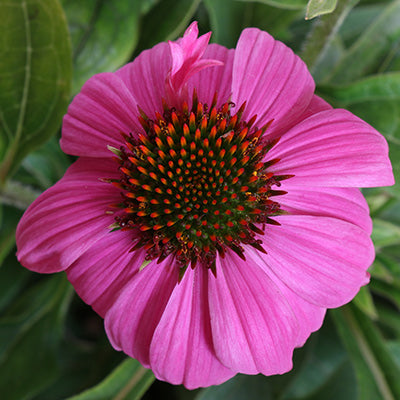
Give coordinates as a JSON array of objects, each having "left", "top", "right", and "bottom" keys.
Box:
[{"left": 1, "top": 0, "right": 400, "bottom": 399}]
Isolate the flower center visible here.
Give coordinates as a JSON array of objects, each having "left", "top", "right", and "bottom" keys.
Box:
[{"left": 108, "top": 92, "right": 290, "bottom": 278}]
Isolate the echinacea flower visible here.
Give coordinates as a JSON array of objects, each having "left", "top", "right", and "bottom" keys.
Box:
[{"left": 16, "top": 22, "right": 394, "bottom": 389}]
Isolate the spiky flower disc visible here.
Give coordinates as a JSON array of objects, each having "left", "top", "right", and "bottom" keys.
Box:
[{"left": 110, "top": 92, "right": 287, "bottom": 277}]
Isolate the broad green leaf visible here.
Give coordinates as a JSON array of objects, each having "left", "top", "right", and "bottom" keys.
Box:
[
  {"left": 66, "top": 358, "right": 155, "bottom": 400},
  {"left": 332, "top": 304, "right": 400, "bottom": 400},
  {"left": 327, "top": 0, "right": 400, "bottom": 84},
  {"left": 319, "top": 73, "right": 400, "bottom": 105},
  {"left": 134, "top": 0, "right": 201, "bottom": 54},
  {"left": 235, "top": 0, "right": 308, "bottom": 10},
  {"left": 306, "top": 0, "right": 338, "bottom": 20},
  {"left": 0, "top": 275, "right": 72, "bottom": 400},
  {"left": 61, "top": 0, "right": 142, "bottom": 94},
  {"left": 203, "top": 0, "right": 250, "bottom": 48},
  {"left": 0, "top": 0, "right": 72, "bottom": 183},
  {"left": 204, "top": 0, "right": 300, "bottom": 48}
]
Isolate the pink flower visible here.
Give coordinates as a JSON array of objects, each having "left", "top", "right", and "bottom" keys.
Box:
[{"left": 16, "top": 22, "right": 394, "bottom": 389}]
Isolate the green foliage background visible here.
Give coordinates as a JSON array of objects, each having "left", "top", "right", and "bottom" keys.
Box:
[{"left": 1, "top": 0, "right": 400, "bottom": 399}]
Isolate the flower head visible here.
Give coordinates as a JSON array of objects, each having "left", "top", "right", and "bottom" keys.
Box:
[{"left": 16, "top": 22, "right": 394, "bottom": 388}]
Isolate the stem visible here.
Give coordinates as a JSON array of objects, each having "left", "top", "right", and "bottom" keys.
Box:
[
  {"left": 300, "top": 0, "right": 359, "bottom": 74},
  {"left": 113, "top": 365, "right": 151, "bottom": 400},
  {"left": 0, "top": 180, "right": 41, "bottom": 210},
  {"left": 340, "top": 306, "right": 395, "bottom": 400}
]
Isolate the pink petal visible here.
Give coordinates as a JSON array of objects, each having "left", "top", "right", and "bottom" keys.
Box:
[
  {"left": 208, "top": 252, "right": 298, "bottom": 375},
  {"left": 232, "top": 28, "right": 315, "bottom": 139},
  {"left": 104, "top": 258, "right": 178, "bottom": 368},
  {"left": 16, "top": 158, "right": 119, "bottom": 273},
  {"left": 165, "top": 22, "right": 223, "bottom": 106},
  {"left": 245, "top": 247, "right": 326, "bottom": 347},
  {"left": 259, "top": 215, "right": 374, "bottom": 308},
  {"left": 300, "top": 94, "right": 332, "bottom": 120},
  {"left": 149, "top": 267, "right": 235, "bottom": 389},
  {"left": 268, "top": 109, "right": 394, "bottom": 187},
  {"left": 115, "top": 41, "right": 171, "bottom": 117},
  {"left": 187, "top": 43, "right": 235, "bottom": 107},
  {"left": 278, "top": 183, "right": 373, "bottom": 234},
  {"left": 66, "top": 229, "right": 146, "bottom": 317},
  {"left": 61, "top": 73, "right": 142, "bottom": 158}
]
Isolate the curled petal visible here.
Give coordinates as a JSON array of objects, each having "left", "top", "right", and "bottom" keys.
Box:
[{"left": 165, "top": 22, "right": 223, "bottom": 106}]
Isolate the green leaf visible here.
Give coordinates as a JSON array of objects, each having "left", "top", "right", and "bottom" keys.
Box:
[
  {"left": 0, "top": 275, "right": 72, "bottom": 400},
  {"left": 20, "top": 136, "right": 70, "bottom": 189},
  {"left": 327, "top": 0, "right": 400, "bottom": 84},
  {"left": 332, "top": 304, "right": 400, "bottom": 400},
  {"left": 388, "top": 341, "right": 400, "bottom": 368},
  {"left": 203, "top": 0, "right": 250, "bottom": 48},
  {"left": 66, "top": 358, "right": 155, "bottom": 400},
  {"left": 0, "top": 205, "right": 22, "bottom": 266},
  {"left": 0, "top": 179, "right": 41, "bottom": 210},
  {"left": 319, "top": 73, "right": 400, "bottom": 105},
  {"left": 353, "top": 286, "right": 378, "bottom": 320},
  {"left": 135, "top": 0, "right": 201, "bottom": 53},
  {"left": 280, "top": 317, "right": 356, "bottom": 400},
  {"left": 300, "top": 0, "right": 359, "bottom": 75},
  {"left": 372, "top": 219, "right": 400, "bottom": 249},
  {"left": 378, "top": 307, "right": 400, "bottom": 340},
  {"left": 371, "top": 279, "right": 400, "bottom": 310},
  {"left": 204, "top": 0, "right": 300, "bottom": 48},
  {"left": 306, "top": 0, "right": 338, "bottom": 20},
  {"left": 61, "top": 0, "right": 142, "bottom": 94},
  {"left": 0, "top": 251, "right": 30, "bottom": 313},
  {"left": 372, "top": 252, "right": 400, "bottom": 283},
  {"left": 0, "top": 0, "right": 72, "bottom": 183},
  {"left": 364, "top": 189, "right": 397, "bottom": 218},
  {"left": 235, "top": 0, "right": 308, "bottom": 10},
  {"left": 198, "top": 318, "right": 357, "bottom": 400},
  {"left": 339, "top": 4, "right": 387, "bottom": 46}
]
